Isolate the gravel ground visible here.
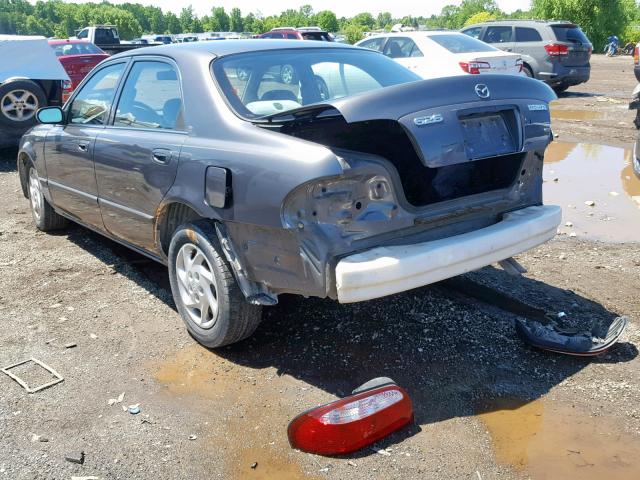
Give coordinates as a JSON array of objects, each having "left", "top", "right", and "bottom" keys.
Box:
[{"left": 0, "top": 55, "right": 639, "bottom": 480}]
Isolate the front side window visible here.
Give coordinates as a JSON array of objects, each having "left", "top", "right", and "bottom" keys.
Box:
[
  {"left": 114, "top": 61, "right": 183, "bottom": 130},
  {"left": 69, "top": 62, "right": 125, "bottom": 125},
  {"left": 485, "top": 26, "right": 513, "bottom": 44},
  {"left": 213, "top": 48, "right": 419, "bottom": 119},
  {"left": 77, "top": 29, "right": 88, "bottom": 39}
]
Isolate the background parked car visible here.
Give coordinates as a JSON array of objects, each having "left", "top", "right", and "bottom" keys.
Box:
[
  {"left": 462, "top": 20, "right": 592, "bottom": 93},
  {"left": 48, "top": 39, "right": 109, "bottom": 101},
  {"left": 258, "top": 27, "right": 333, "bottom": 41},
  {"left": 0, "top": 35, "right": 69, "bottom": 148},
  {"left": 356, "top": 31, "right": 524, "bottom": 79}
]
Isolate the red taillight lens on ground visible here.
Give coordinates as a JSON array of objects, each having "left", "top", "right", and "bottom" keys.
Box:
[
  {"left": 62, "top": 80, "right": 73, "bottom": 103},
  {"left": 288, "top": 380, "right": 413, "bottom": 456},
  {"left": 459, "top": 61, "right": 490, "bottom": 75},
  {"left": 545, "top": 43, "right": 569, "bottom": 57}
]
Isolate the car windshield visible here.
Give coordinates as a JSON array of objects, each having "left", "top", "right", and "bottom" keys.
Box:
[
  {"left": 52, "top": 42, "right": 103, "bottom": 56},
  {"left": 428, "top": 34, "right": 497, "bottom": 53},
  {"left": 213, "top": 48, "right": 420, "bottom": 119}
]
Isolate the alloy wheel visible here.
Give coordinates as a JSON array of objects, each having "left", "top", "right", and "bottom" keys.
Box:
[
  {"left": 29, "top": 168, "right": 43, "bottom": 222},
  {"left": 175, "top": 243, "right": 219, "bottom": 329},
  {"left": 1, "top": 89, "right": 39, "bottom": 121}
]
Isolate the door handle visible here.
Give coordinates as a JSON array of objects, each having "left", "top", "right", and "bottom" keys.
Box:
[
  {"left": 77, "top": 142, "right": 88, "bottom": 152},
  {"left": 152, "top": 148, "right": 172, "bottom": 165}
]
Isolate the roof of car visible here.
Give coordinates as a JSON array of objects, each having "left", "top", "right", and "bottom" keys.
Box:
[
  {"left": 112, "top": 39, "right": 355, "bottom": 60},
  {"left": 464, "top": 20, "right": 577, "bottom": 27},
  {"left": 359, "top": 30, "right": 466, "bottom": 40},
  {"left": 48, "top": 38, "right": 95, "bottom": 45}
]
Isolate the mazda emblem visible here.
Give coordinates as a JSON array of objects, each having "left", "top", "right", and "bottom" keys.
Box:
[{"left": 475, "top": 84, "right": 490, "bottom": 99}]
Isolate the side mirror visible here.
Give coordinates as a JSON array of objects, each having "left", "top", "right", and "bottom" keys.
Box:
[{"left": 37, "top": 107, "right": 63, "bottom": 124}]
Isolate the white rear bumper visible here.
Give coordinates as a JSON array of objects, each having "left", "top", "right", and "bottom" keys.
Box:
[{"left": 335, "top": 205, "right": 562, "bottom": 303}]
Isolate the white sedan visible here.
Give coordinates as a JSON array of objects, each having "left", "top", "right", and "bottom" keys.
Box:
[{"left": 356, "top": 31, "right": 524, "bottom": 79}]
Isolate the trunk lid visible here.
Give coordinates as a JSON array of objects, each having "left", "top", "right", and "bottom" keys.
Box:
[
  {"left": 58, "top": 54, "right": 109, "bottom": 87},
  {"left": 269, "top": 75, "right": 555, "bottom": 169}
]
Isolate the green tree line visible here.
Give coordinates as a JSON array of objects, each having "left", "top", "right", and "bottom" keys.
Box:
[{"left": 0, "top": 0, "right": 638, "bottom": 48}]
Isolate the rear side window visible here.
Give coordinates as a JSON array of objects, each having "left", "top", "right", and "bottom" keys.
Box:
[
  {"left": 69, "top": 63, "right": 125, "bottom": 125},
  {"left": 462, "top": 27, "right": 482, "bottom": 39},
  {"left": 286, "top": 33, "right": 298, "bottom": 39},
  {"left": 429, "top": 34, "right": 496, "bottom": 53},
  {"left": 95, "top": 28, "right": 117, "bottom": 44},
  {"left": 383, "top": 37, "right": 423, "bottom": 58},
  {"left": 552, "top": 25, "right": 590, "bottom": 44},
  {"left": 114, "top": 61, "right": 183, "bottom": 130},
  {"left": 515, "top": 27, "right": 543, "bottom": 42},
  {"left": 485, "top": 26, "right": 513, "bottom": 43}
]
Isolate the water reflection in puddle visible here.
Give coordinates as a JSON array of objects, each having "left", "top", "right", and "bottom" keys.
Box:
[
  {"left": 551, "top": 109, "right": 605, "bottom": 121},
  {"left": 543, "top": 142, "right": 640, "bottom": 242},
  {"left": 478, "top": 397, "right": 640, "bottom": 480}
]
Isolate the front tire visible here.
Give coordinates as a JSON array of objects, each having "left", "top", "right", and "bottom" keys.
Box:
[
  {"left": 27, "top": 163, "right": 68, "bottom": 231},
  {"left": 168, "top": 221, "right": 262, "bottom": 348}
]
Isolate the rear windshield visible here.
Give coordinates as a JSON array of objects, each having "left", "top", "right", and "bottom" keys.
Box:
[
  {"left": 428, "top": 33, "right": 497, "bottom": 53},
  {"left": 551, "top": 25, "right": 590, "bottom": 44},
  {"left": 302, "top": 32, "right": 332, "bottom": 41},
  {"left": 213, "top": 48, "right": 419, "bottom": 119},
  {"left": 52, "top": 42, "right": 103, "bottom": 56}
]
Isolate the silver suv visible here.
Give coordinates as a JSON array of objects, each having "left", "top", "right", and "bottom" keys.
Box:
[{"left": 462, "top": 20, "right": 592, "bottom": 93}]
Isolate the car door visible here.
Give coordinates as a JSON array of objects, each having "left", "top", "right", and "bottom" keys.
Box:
[
  {"left": 93, "top": 58, "right": 185, "bottom": 252},
  {"left": 482, "top": 25, "right": 515, "bottom": 52},
  {"left": 44, "top": 61, "right": 127, "bottom": 228}
]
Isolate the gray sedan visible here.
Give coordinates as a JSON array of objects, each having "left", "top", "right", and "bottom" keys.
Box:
[{"left": 18, "top": 40, "right": 560, "bottom": 347}]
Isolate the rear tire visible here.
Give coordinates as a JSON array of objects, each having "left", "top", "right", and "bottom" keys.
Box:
[
  {"left": 27, "top": 163, "right": 68, "bottom": 231},
  {"left": 0, "top": 80, "right": 47, "bottom": 129},
  {"left": 553, "top": 84, "right": 569, "bottom": 94},
  {"left": 168, "top": 221, "right": 262, "bottom": 348}
]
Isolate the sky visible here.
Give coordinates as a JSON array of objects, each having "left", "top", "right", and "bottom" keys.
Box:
[{"left": 58, "top": 0, "right": 533, "bottom": 18}]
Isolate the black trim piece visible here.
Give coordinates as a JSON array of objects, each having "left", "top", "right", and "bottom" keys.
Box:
[
  {"left": 47, "top": 179, "right": 98, "bottom": 202},
  {"left": 98, "top": 197, "right": 154, "bottom": 221}
]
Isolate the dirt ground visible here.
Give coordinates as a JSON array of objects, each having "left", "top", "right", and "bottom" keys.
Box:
[{"left": 1, "top": 54, "right": 640, "bottom": 480}]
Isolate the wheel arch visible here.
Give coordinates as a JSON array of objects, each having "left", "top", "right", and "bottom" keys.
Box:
[
  {"left": 17, "top": 149, "right": 33, "bottom": 198},
  {"left": 155, "top": 201, "right": 210, "bottom": 258}
]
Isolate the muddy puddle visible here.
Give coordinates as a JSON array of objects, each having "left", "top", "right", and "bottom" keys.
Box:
[
  {"left": 153, "top": 345, "right": 321, "bottom": 480},
  {"left": 543, "top": 141, "right": 640, "bottom": 242},
  {"left": 551, "top": 108, "right": 605, "bottom": 121},
  {"left": 477, "top": 397, "right": 640, "bottom": 479}
]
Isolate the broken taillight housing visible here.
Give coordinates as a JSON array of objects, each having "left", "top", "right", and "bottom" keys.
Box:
[
  {"left": 459, "top": 61, "right": 490, "bottom": 74},
  {"left": 288, "top": 382, "right": 413, "bottom": 455},
  {"left": 544, "top": 43, "right": 569, "bottom": 57},
  {"left": 515, "top": 58, "right": 524, "bottom": 73},
  {"left": 62, "top": 80, "right": 73, "bottom": 103}
]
